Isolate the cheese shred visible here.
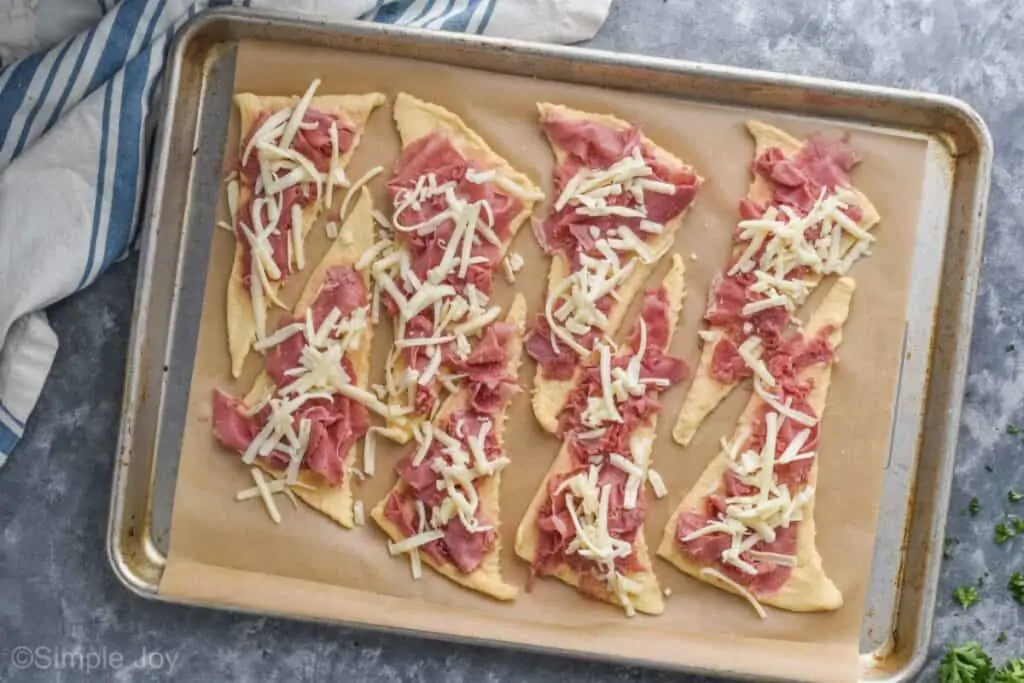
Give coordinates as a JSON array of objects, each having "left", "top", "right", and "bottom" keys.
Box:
[
  {"left": 339, "top": 165, "right": 385, "bottom": 224},
  {"left": 700, "top": 567, "right": 767, "bottom": 619},
  {"left": 249, "top": 468, "right": 282, "bottom": 524},
  {"left": 388, "top": 529, "right": 445, "bottom": 555},
  {"left": 363, "top": 429, "right": 377, "bottom": 477}
]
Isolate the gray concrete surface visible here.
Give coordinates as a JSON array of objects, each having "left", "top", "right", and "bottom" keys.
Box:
[{"left": 2, "top": 0, "right": 1022, "bottom": 680}]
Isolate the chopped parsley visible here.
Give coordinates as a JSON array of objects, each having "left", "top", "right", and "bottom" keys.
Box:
[
  {"left": 1010, "top": 571, "right": 1024, "bottom": 605},
  {"left": 995, "top": 659, "right": 1024, "bottom": 683},
  {"left": 954, "top": 585, "right": 981, "bottom": 609},
  {"left": 944, "top": 536, "right": 961, "bottom": 559},
  {"left": 940, "top": 642, "right": 992, "bottom": 683},
  {"left": 1008, "top": 424, "right": 1022, "bottom": 436},
  {"left": 968, "top": 497, "right": 981, "bottom": 516},
  {"left": 998, "top": 632, "right": 1007, "bottom": 644},
  {"left": 1010, "top": 490, "right": 1023, "bottom": 503}
]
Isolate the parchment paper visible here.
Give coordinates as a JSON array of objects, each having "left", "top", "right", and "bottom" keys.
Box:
[{"left": 160, "top": 40, "right": 930, "bottom": 682}]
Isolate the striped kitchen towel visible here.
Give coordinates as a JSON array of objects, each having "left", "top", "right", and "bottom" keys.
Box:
[{"left": 0, "top": 0, "right": 613, "bottom": 467}]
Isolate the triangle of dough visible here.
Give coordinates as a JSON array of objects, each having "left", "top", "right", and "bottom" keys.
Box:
[
  {"left": 672, "top": 121, "right": 879, "bottom": 447},
  {"left": 658, "top": 277, "right": 856, "bottom": 613},
  {"left": 227, "top": 91, "right": 385, "bottom": 378},
  {"left": 531, "top": 103, "right": 702, "bottom": 434},
  {"left": 379, "top": 93, "right": 543, "bottom": 437},
  {"left": 515, "top": 255, "right": 687, "bottom": 615},
  {"left": 370, "top": 295, "right": 528, "bottom": 602},
  {"left": 233, "top": 188, "right": 377, "bottom": 529}
]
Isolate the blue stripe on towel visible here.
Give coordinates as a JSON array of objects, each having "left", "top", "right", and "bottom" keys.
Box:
[
  {"left": 0, "top": 401, "right": 25, "bottom": 430},
  {"left": 375, "top": 0, "right": 417, "bottom": 23},
  {"left": 441, "top": 0, "right": 481, "bottom": 31},
  {"left": 78, "top": 82, "right": 115, "bottom": 289},
  {"left": 0, "top": 52, "right": 46, "bottom": 152},
  {"left": 42, "top": 24, "right": 102, "bottom": 132},
  {"left": 0, "top": 421, "right": 20, "bottom": 461},
  {"left": 85, "top": 1, "right": 151, "bottom": 95},
  {"left": 11, "top": 39, "right": 77, "bottom": 158},
  {"left": 412, "top": 0, "right": 438, "bottom": 23},
  {"left": 103, "top": 0, "right": 167, "bottom": 267},
  {"left": 477, "top": 0, "right": 497, "bottom": 33}
]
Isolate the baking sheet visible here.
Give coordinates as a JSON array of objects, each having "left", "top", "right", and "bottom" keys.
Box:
[{"left": 159, "top": 40, "right": 929, "bottom": 682}]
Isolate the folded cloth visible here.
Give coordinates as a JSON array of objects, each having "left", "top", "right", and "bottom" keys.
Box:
[{"left": 0, "top": 0, "right": 613, "bottom": 467}]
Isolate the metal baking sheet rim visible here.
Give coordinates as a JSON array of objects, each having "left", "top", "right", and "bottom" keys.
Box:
[{"left": 106, "top": 7, "right": 993, "bottom": 683}]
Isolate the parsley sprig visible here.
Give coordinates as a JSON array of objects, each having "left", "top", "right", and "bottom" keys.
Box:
[
  {"left": 1010, "top": 572, "right": 1024, "bottom": 605},
  {"left": 940, "top": 642, "right": 992, "bottom": 683}
]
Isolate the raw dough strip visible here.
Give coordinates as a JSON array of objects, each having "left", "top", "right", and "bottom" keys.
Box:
[
  {"left": 213, "top": 188, "right": 378, "bottom": 529},
  {"left": 657, "top": 277, "right": 856, "bottom": 615},
  {"left": 528, "top": 103, "right": 702, "bottom": 435},
  {"left": 515, "top": 255, "right": 688, "bottom": 616},
  {"left": 226, "top": 86, "right": 385, "bottom": 378},
  {"left": 370, "top": 93, "right": 544, "bottom": 441},
  {"left": 369, "top": 296, "right": 528, "bottom": 601},
  {"left": 671, "top": 121, "right": 879, "bottom": 446}
]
